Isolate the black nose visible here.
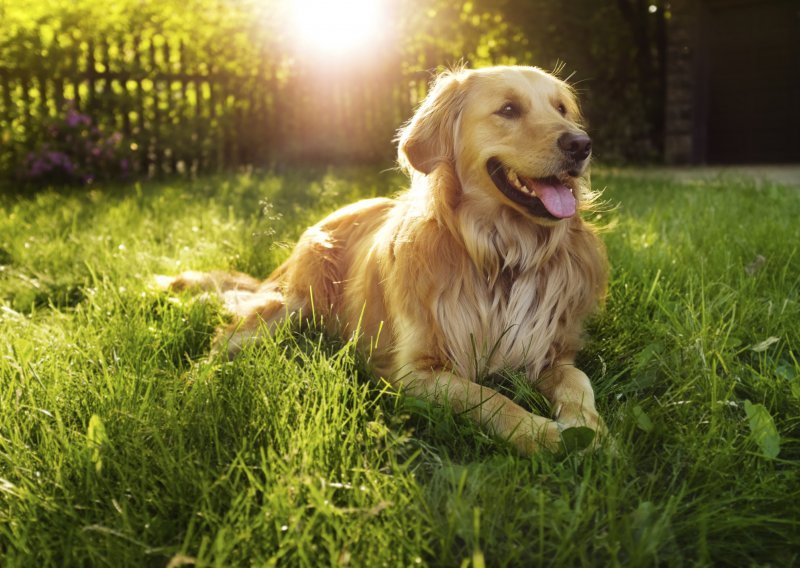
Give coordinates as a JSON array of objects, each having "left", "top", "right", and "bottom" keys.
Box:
[{"left": 558, "top": 132, "right": 592, "bottom": 162}]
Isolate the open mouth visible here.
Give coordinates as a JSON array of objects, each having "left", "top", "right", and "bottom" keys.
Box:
[{"left": 486, "top": 158, "right": 577, "bottom": 219}]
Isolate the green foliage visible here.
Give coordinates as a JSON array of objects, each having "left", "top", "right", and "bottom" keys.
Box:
[
  {"left": 0, "top": 0, "right": 669, "bottom": 181},
  {"left": 0, "top": 0, "right": 279, "bottom": 71},
  {"left": 744, "top": 400, "right": 781, "bottom": 459},
  {"left": 0, "top": 0, "right": 286, "bottom": 180},
  {"left": 0, "top": 169, "right": 799, "bottom": 564},
  {"left": 22, "top": 103, "right": 134, "bottom": 184}
]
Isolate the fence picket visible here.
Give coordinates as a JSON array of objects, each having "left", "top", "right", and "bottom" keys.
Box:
[{"left": 0, "top": 28, "right": 431, "bottom": 178}]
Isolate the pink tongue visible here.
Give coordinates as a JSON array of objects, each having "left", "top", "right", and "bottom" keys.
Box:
[{"left": 530, "top": 180, "right": 576, "bottom": 218}]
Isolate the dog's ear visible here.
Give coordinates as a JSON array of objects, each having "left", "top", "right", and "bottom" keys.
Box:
[{"left": 397, "top": 71, "right": 465, "bottom": 175}]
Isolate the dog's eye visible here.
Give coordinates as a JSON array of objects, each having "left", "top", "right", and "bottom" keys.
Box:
[
  {"left": 557, "top": 103, "right": 567, "bottom": 116},
  {"left": 496, "top": 103, "right": 520, "bottom": 119}
]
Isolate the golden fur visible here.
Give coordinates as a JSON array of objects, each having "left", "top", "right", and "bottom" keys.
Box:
[{"left": 163, "top": 66, "right": 608, "bottom": 454}]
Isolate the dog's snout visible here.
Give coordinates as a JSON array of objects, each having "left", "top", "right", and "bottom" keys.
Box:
[{"left": 558, "top": 132, "right": 592, "bottom": 162}]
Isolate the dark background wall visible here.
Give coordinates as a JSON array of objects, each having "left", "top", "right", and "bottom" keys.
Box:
[{"left": 665, "top": 0, "right": 800, "bottom": 164}]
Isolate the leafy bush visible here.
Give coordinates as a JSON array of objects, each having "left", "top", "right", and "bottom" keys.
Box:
[
  {"left": 0, "top": 0, "right": 667, "bottom": 183},
  {"left": 22, "top": 102, "right": 133, "bottom": 185}
]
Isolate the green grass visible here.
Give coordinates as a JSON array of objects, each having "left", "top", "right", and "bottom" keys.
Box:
[{"left": 1, "top": 168, "right": 798, "bottom": 566}]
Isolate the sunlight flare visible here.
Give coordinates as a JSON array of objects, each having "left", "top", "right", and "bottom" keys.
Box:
[{"left": 289, "top": 0, "right": 387, "bottom": 58}]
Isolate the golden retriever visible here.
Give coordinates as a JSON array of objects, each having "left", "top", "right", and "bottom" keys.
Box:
[{"left": 162, "top": 65, "right": 608, "bottom": 454}]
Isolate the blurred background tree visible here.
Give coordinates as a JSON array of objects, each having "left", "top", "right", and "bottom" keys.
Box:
[{"left": 0, "top": 0, "right": 671, "bottom": 182}]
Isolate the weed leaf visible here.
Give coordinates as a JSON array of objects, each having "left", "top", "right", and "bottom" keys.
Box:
[
  {"left": 632, "top": 405, "right": 654, "bottom": 432},
  {"left": 631, "top": 501, "right": 656, "bottom": 545},
  {"left": 87, "top": 414, "right": 108, "bottom": 473},
  {"left": 750, "top": 337, "right": 779, "bottom": 353},
  {"left": 743, "top": 401, "right": 780, "bottom": 459},
  {"left": 745, "top": 254, "right": 766, "bottom": 276},
  {"left": 560, "top": 426, "right": 595, "bottom": 453},
  {"left": 775, "top": 361, "right": 797, "bottom": 382}
]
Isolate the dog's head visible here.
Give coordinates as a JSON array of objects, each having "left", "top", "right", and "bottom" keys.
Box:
[{"left": 398, "top": 66, "right": 591, "bottom": 223}]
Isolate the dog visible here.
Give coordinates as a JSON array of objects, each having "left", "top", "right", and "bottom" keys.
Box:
[{"left": 161, "top": 65, "right": 608, "bottom": 454}]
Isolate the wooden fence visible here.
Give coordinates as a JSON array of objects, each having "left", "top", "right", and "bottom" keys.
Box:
[{"left": 0, "top": 32, "right": 429, "bottom": 179}]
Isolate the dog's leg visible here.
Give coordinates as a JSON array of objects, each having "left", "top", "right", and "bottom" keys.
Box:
[
  {"left": 156, "top": 270, "right": 262, "bottom": 294},
  {"left": 213, "top": 290, "right": 307, "bottom": 359},
  {"left": 394, "top": 368, "right": 562, "bottom": 454},
  {"left": 534, "top": 363, "right": 606, "bottom": 437}
]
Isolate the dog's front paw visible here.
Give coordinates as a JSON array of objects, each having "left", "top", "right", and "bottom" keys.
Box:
[
  {"left": 507, "top": 419, "right": 564, "bottom": 455},
  {"left": 553, "top": 402, "right": 604, "bottom": 430},
  {"left": 553, "top": 403, "right": 609, "bottom": 452}
]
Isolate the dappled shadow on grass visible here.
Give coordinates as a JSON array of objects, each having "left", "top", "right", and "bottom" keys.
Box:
[
  {"left": 1, "top": 271, "right": 87, "bottom": 313},
  {"left": 1, "top": 166, "right": 404, "bottom": 221}
]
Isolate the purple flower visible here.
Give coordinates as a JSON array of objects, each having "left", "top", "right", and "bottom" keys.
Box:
[
  {"left": 23, "top": 101, "right": 134, "bottom": 184},
  {"left": 43, "top": 151, "right": 75, "bottom": 173},
  {"left": 65, "top": 108, "right": 91, "bottom": 128},
  {"left": 29, "top": 158, "right": 47, "bottom": 177},
  {"left": 65, "top": 111, "right": 79, "bottom": 128}
]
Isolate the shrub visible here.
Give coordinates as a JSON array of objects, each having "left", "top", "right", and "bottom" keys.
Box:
[{"left": 22, "top": 102, "right": 134, "bottom": 185}]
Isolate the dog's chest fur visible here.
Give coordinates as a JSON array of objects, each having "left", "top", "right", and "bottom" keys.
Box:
[
  {"left": 381, "top": 197, "right": 603, "bottom": 383},
  {"left": 435, "top": 256, "right": 571, "bottom": 379}
]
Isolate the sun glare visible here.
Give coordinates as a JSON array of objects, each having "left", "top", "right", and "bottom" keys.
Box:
[{"left": 290, "top": 0, "right": 387, "bottom": 58}]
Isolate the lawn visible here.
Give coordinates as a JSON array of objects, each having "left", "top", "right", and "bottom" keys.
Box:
[{"left": 1, "top": 168, "right": 798, "bottom": 566}]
